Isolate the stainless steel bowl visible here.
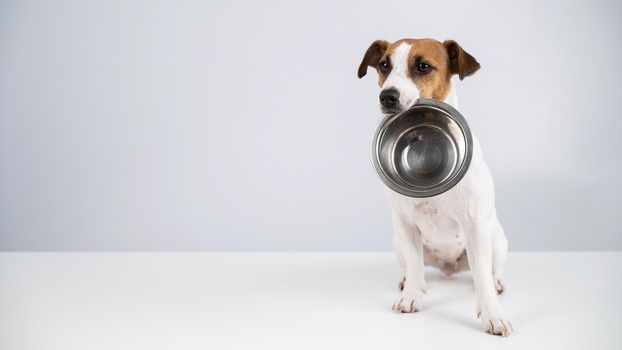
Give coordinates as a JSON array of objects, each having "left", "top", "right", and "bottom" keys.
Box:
[{"left": 370, "top": 99, "right": 473, "bottom": 198}]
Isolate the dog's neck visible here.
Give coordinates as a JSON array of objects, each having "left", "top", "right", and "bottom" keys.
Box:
[
  {"left": 443, "top": 83, "right": 459, "bottom": 110},
  {"left": 442, "top": 81, "right": 482, "bottom": 155}
]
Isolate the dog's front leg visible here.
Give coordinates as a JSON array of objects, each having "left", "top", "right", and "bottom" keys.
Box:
[
  {"left": 391, "top": 211, "right": 426, "bottom": 313},
  {"left": 464, "top": 219, "right": 513, "bottom": 336}
]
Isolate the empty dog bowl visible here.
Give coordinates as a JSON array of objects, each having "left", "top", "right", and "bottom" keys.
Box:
[{"left": 371, "top": 99, "right": 473, "bottom": 198}]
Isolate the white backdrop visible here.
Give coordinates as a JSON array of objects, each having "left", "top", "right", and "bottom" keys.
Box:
[{"left": 1, "top": 0, "right": 621, "bottom": 250}]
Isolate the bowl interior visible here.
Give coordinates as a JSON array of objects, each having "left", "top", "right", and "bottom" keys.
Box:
[{"left": 373, "top": 102, "right": 471, "bottom": 197}]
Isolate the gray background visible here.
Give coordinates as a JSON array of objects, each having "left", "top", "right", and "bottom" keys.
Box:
[{"left": 1, "top": 0, "right": 621, "bottom": 251}]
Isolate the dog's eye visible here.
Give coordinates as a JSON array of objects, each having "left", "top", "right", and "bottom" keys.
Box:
[
  {"left": 416, "top": 62, "right": 432, "bottom": 73},
  {"left": 379, "top": 60, "right": 391, "bottom": 74}
]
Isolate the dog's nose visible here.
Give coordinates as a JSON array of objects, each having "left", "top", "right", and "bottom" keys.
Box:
[{"left": 379, "top": 88, "right": 400, "bottom": 109}]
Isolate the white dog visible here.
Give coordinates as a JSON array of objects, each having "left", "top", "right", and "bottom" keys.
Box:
[{"left": 358, "top": 38, "right": 512, "bottom": 336}]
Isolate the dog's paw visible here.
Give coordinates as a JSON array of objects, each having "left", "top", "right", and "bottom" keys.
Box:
[
  {"left": 478, "top": 308, "right": 513, "bottom": 337},
  {"left": 392, "top": 290, "right": 424, "bottom": 313},
  {"left": 495, "top": 279, "right": 505, "bottom": 294}
]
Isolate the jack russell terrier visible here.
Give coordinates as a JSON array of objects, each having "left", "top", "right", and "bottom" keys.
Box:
[{"left": 358, "top": 38, "right": 512, "bottom": 336}]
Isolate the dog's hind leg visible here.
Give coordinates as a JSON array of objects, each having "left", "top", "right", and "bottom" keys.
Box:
[{"left": 491, "top": 217, "right": 508, "bottom": 294}]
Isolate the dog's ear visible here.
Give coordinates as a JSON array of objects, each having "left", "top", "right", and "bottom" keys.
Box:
[
  {"left": 358, "top": 40, "right": 389, "bottom": 79},
  {"left": 443, "top": 40, "right": 480, "bottom": 80}
]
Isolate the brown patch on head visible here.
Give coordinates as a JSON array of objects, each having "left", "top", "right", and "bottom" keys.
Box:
[
  {"left": 404, "top": 39, "right": 454, "bottom": 100},
  {"left": 358, "top": 38, "right": 480, "bottom": 102}
]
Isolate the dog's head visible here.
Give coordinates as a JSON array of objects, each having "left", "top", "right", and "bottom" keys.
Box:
[{"left": 358, "top": 38, "right": 480, "bottom": 113}]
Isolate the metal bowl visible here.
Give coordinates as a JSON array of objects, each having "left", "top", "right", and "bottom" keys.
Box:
[{"left": 370, "top": 99, "right": 473, "bottom": 198}]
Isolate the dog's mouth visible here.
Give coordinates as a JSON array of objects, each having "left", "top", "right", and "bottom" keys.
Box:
[
  {"left": 381, "top": 106, "right": 405, "bottom": 115},
  {"left": 381, "top": 99, "right": 415, "bottom": 115}
]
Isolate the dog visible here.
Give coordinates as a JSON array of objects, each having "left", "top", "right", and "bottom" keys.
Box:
[{"left": 358, "top": 38, "right": 512, "bottom": 336}]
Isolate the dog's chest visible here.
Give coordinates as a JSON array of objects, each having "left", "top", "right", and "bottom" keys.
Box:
[{"left": 410, "top": 200, "right": 466, "bottom": 261}]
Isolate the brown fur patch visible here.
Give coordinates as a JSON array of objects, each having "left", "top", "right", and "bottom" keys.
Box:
[{"left": 404, "top": 39, "right": 453, "bottom": 101}]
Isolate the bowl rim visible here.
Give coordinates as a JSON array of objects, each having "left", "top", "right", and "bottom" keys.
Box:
[{"left": 370, "top": 98, "right": 474, "bottom": 198}]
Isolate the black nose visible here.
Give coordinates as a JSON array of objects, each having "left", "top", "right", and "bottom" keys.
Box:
[{"left": 379, "top": 88, "right": 400, "bottom": 109}]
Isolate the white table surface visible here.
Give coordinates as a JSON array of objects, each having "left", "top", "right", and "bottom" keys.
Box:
[{"left": 1, "top": 252, "right": 620, "bottom": 349}]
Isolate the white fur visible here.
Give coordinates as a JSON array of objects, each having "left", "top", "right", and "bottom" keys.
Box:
[
  {"left": 381, "top": 43, "right": 512, "bottom": 336},
  {"left": 381, "top": 43, "right": 419, "bottom": 109}
]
